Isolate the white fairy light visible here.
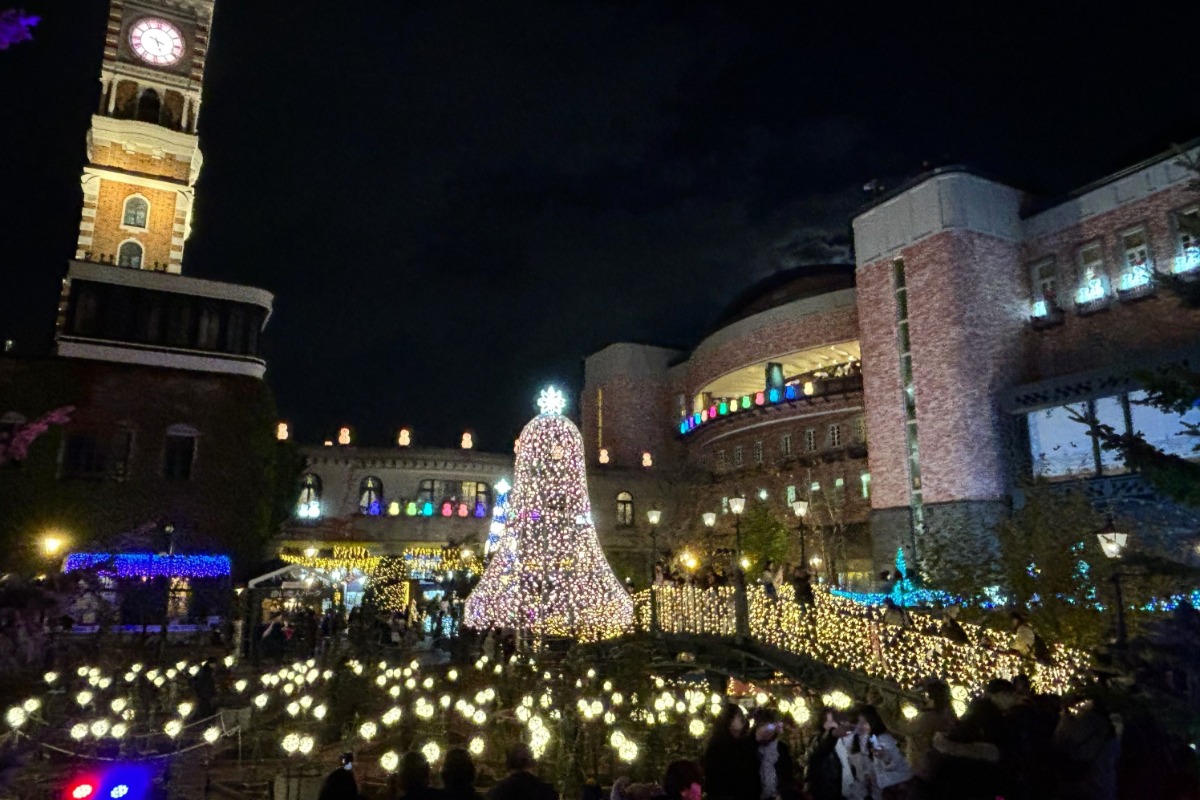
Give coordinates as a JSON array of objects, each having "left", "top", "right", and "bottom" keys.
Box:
[{"left": 204, "top": 726, "right": 220, "bottom": 744}]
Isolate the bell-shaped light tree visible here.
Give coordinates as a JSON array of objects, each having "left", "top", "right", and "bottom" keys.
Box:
[{"left": 464, "top": 387, "right": 633, "bottom": 641}]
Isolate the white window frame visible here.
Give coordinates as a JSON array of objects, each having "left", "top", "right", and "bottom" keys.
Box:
[
  {"left": 1119, "top": 227, "right": 1153, "bottom": 291},
  {"left": 1028, "top": 256, "right": 1058, "bottom": 317},
  {"left": 828, "top": 423, "right": 842, "bottom": 448},
  {"left": 733, "top": 446, "right": 743, "bottom": 466},
  {"left": 117, "top": 238, "right": 145, "bottom": 269},
  {"left": 1174, "top": 206, "right": 1200, "bottom": 274},
  {"left": 804, "top": 429, "right": 816, "bottom": 452},
  {"left": 1075, "top": 241, "right": 1108, "bottom": 304},
  {"left": 780, "top": 433, "right": 792, "bottom": 457},
  {"left": 121, "top": 194, "right": 151, "bottom": 231},
  {"left": 752, "top": 441, "right": 763, "bottom": 465}
]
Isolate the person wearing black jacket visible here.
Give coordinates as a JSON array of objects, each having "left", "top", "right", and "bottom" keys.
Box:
[
  {"left": 486, "top": 744, "right": 558, "bottom": 800},
  {"left": 441, "top": 748, "right": 484, "bottom": 800},
  {"left": 702, "top": 703, "right": 759, "bottom": 800},
  {"left": 805, "top": 710, "right": 846, "bottom": 800}
]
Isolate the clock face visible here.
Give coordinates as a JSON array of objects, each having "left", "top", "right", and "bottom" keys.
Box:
[{"left": 129, "top": 18, "right": 185, "bottom": 66}]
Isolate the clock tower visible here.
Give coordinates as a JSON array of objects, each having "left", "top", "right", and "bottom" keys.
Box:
[
  {"left": 76, "top": 0, "right": 214, "bottom": 274},
  {"left": 56, "top": 0, "right": 274, "bottom": 379}
]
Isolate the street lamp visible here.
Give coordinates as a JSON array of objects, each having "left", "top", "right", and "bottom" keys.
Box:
[
  {"left": 1096, "top": 518, "right": 1130, "bottom": 647},
  {"left": 42, "top": 536, "right": 65, "bottom": 557},
  {"left": 729, "top": 495, "right": 746, "bottom": 568},
  {"left": 646, "top": 509, "right": 662, "bottom": 582},
  {"left": 791, "top": 500, "right": 809, "bottom": 565}
]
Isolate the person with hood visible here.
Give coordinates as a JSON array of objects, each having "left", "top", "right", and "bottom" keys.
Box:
[{"left": 441, "top": 747, "right": 483, "bottom": 800}]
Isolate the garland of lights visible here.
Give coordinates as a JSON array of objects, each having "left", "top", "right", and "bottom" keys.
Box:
[
  {"left": 63, "top": 553, "right": 231, "bottom": 579},
  {"left": 638, "top": 584, "right": 1091, "bottom": 696},
  {"left": 464, "top": 388, "right": 634, "bottom": 641},
  {"left": 280, "top": 545, "right": 382, "bottom": 575}
]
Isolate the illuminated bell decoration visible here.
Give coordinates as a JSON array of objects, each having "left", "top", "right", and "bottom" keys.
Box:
[
  {"left": 276, "top": 422, "right": 289, "bottom": 441},
  {"left": 464, "top": 389, "right": 634, "bottom": 641},
  {"left": 337, "top": 427, "right": 352, "bottom": 446},
  {"left": 598, "top": 448, "right": 610, "bottom": 464},
  {"left": 642, "top": 452, "right": 653, "bottom": 468},
  {"left": 398, "top": 428, "right": 412, "bottom": 447},
  {"left": 461, "top": 432, "right": 474, "bottom": 449}
]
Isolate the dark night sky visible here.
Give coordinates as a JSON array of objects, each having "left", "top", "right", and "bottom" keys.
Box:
[{"left": 2, "top": 1, "right": 1198, "bottom": 448}]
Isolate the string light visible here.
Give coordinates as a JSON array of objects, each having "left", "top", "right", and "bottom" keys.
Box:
[
  {"left": 63, "top": 553, "right": 231, "bottom": 579},
  {"left": 465, "top": 388, "right": 634, "bottom": 641}
]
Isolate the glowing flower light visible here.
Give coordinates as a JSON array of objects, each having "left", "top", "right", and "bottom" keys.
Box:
[{"left": 381, "top": 751, "right": 399, "bottom": 772}]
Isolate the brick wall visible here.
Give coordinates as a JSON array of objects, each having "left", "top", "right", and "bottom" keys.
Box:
[
  {"left": 1019, "top": 182, "right": 1200, "bottom": 380},
  {"left": 90, "top": 142, "right": 192, "bottom": 182},
  {"left": 857, "top": 259, "right": 908, "bottom": 510},
  {"left": 87, "top": 180, "right": 179, "bottom": 268}
]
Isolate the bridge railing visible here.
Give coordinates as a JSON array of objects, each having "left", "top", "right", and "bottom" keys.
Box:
[{"left": 633, "top": 584, "right": 1092, "bottom": 696}]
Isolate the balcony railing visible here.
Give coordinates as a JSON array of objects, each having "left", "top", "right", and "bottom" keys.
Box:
[{"left": 679, "top": 371, "right": 863, "bottom": 436}]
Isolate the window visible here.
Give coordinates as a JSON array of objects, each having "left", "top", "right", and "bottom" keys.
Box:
[
  {"left": 715, "top": 449, "right": 726, "bottom": 470},
  {"left": 834, "top": 477, "right": 845, "bottom": 492},
  {"left": 810, "top": 481, "right": 821, "bottom": 492},
  {"left": 721, "top": 496, "right": 729, "bottom": 514},
  {"left": 860, "top": 472, "right": 871, "bottom": 498},
  {"left": 780, "top": 434, "right": 792, "bottom": 457},
  {"left": 61, "top": 433, "right": 104, "bottom": 478},
  {"left": 1175, "top": 207, "right": 1200, "bottom": 273},
  {"left": 752, "top": 441, "right": 763, "bottom": 465},
  {"left": 733, "top": 446, "right": 743, "bottom": 466},
  {"left": 616, "top": 491, "right": 634, "bottom": 526},
  {"left": 828, "top": 423, "right": 842, "bottom": 448},
  {"left": 1130, "top": 390, "right": 1200, "bottom": 459},
  {"left": 1075, "top": 242, "right": 1107, "bottom": 304},
  {"left": 297, "top": 474, "right": 322, "bottom": 518},
  {"left": 786, "top": 484, "right": 796, "bottom": 504},
  {"left": 122, "top": 196, "right": 148, "bottom": 228},
  {"left": 111, "top": 429, "right": 133, "bottom": 480},
  {"left": 1119, "top": 229, "right": 1153, "bottom": 290},
  {"left": 804, "top": 429, "right": 817, "bottom": 452},
  {"left": 417, "top": 479, "right": 435, "bottom": 514},
  {"left": 853, "top": 415, "right": 867, "bottom": 444},
  {"left": 118, "top": 240, "right": 144, "bottom": 269},
  {"left": 359, "top": 477, "right": 383, "bottom": 515},
  {"left": 1029, "top": 257, "right": 1058, "bottom": 316},
  {"left": 163, "top": 432, "right": 196, "bottom": 481},
  {"left": 463, "top": 481, "right": 492, "bottom": 518}
]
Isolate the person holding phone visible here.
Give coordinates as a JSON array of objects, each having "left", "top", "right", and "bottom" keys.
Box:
[
  {"left": 858, "top": 706, "right": 915, "bottom": 799},
  {"left": 751, "top": 708, "right": 799, "bottom": 800}
]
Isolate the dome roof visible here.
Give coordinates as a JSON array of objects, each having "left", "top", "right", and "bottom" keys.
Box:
[{"left": 710, "top": 263, "right": 855, "bottom": 330}]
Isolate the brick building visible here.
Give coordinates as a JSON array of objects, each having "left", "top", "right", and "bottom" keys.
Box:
[
  {"left": 585, "top": 142, "right": 1200, "bottom": 582},
  {"left": 0, "top": 0, "right": 281, "bottom": 579}
]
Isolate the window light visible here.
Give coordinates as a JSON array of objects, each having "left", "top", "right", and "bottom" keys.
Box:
[{"left": 1031, "top": 299, "right": 1049, "bottom": 318}]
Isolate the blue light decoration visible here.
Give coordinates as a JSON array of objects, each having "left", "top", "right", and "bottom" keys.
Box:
[
  {"left": 785, "top": 384, "right": 797, "bottom": 400},
  {"left": 64, "top": 553, "right": 231, "bottom": 579},
  {"left": 421, "top": 501, "right": 434, "bottom": 516},
  {"left": 366, "top": 500, "right": 382, "bottom": 516},
  {"left": 1174, "top": 249, "right": 1200, "bottom": 274},
  {"left": 486, "top": 480, "right": 510, "bottom": 555},
  {"left": 768, "top": 388, "right": 780, "bottom": 403},
  {"left": 1119, "top": 266, "right": 1152, "bottom": 291}
]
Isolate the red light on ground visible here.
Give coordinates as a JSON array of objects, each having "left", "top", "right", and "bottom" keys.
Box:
[{"left": 71, "top": 783, "right": 95, "bottom": 799}]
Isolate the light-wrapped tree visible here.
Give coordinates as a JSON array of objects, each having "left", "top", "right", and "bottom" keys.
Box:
[{"left": 464, "top": 387, "right": 633, "bottom": 641}]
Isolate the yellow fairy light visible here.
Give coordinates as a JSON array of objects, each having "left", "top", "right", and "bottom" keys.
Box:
[
  {"left": 422, "top": 741, "right": 441, "bottom": 764},
  {"left": 204, "top": 727, "right": 220, "bottom": 744},
  {"left": 468, "top": 736, "right": 485, "bottom": 755},
  {"left": 381, "top": 751, "right": 399, "bottom": 772},
  {"left": 70, "top": 723, "right": 88, "bottom": 740}
]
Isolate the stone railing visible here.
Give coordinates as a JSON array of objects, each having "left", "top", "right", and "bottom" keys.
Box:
[{"left": 633, "top": 584, "right": 1092, "bottom": 696}]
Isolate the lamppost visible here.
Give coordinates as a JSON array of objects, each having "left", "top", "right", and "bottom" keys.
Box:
[
  {"left": 646, "top": 509, "right": 662, "bottom": 582},
  {"left": 1096, "top": 518, "right": 1130, "bottom": 648},
  {"left": 702, "top": 512, "right": 716, "bottom": 565},
  {"left": 646, "top": 509, "right": 662, "bottom": 633},
  {"left": 729, "top": 495, "right": 746, "bottom": 569},
  {"left": 791, "top": 500, "right": 809, "bottom": 566}
]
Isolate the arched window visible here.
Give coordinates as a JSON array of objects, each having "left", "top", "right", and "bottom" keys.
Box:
[
  {"left": 616, "top": 491, "right": 634, "bottom": 527},
  {"left": 123, "top": 196, "right": 149, "bottom": 228},
  {"left": 163, "top": 423, "right": 198, "bottom": 481},
  {"left": 136, "top": 89, "right": 161, "bottom": 124},
  {"left": 473, "top": 483, "right": 491, "bottom": 518},
  {"left": 297, "top": 474, "right": 321, "bottom": 519},
  {"left": 117, "top": 240, "right": 143, "bottom": 269},
  {"left": 359, "top": 476, "right": 383, "bottom": 515}
]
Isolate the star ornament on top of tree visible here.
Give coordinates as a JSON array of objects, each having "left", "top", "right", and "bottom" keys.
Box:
[{"left": 537, "top": 386, "right": 567, "bottom": 416}]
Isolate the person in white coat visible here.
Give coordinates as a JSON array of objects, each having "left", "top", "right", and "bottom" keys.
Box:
[{"left": 857, "top": 705, "right": 914, "bottom": 800}]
